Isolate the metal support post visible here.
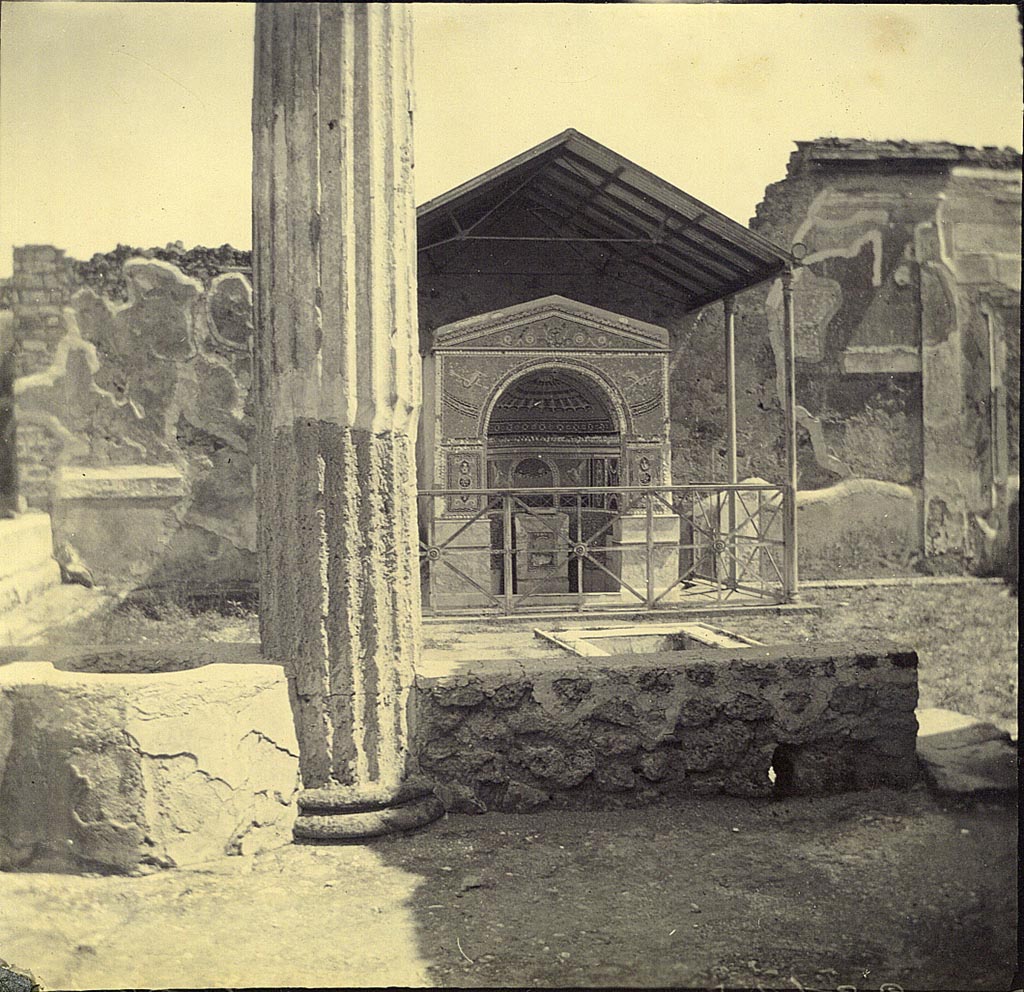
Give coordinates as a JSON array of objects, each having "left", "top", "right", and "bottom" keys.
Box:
[
  {"left": 724, "top": 296, "right": 738, "bottom": 588},
  {"left": 502, "top": 494, "right": 514, "bottom": 615},
  {"left": 781, "top": 269, "right": 799, "bottom": 600}
]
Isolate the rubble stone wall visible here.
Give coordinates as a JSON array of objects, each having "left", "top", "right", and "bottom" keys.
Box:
[
  {"left": 4, "top": 245, "right": 257, "bottom": 592},
  {"left": 0, "top": 641, "right": 918, "bottom": 872},
  {"left": 414, "top": 643, "right": 920, "bottom": 813}
]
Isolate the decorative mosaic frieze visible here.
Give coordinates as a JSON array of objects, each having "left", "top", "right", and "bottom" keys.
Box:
[
  {"left": 444, "top": 450, "right": 483, "bottom": 514},
  {"left": 433, "top": 296, "right": 669, "bottom": 353}
]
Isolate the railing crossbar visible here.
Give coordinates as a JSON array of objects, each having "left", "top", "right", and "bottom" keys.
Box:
[{"left": 418, "top": 483, "right": 790, "bottom": 615}]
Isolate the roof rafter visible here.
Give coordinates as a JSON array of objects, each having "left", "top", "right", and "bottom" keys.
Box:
[
  {"left": 526, "top": 178, "right": 736, "bottom": 290},
  {"left": 552, "top": 154, "right": 770, "bottom": 273},
  {"left": 523, "top": 189, "right": 703, "bottom": 299},
  {"left": 416, "top": 129, "right": 793, "bottom": 311}
]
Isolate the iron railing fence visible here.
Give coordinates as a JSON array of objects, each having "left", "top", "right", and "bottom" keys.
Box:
[{"left": 417, "top": 483, "right": 792, "bottom": 616}]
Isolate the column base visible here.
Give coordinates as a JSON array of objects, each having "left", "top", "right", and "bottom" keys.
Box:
[{"left": 293, "top": 782, "right": 444, "bottom": 841}]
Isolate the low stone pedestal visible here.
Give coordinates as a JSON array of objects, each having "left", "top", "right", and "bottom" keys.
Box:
[
  {"left": 515, "top": 510, "right": 569, "bottom": 599},
  {"left": 611, "top": 512, "right": 681, "bottom": 604},
  {"left": 733, "top": 484, "right": 784, "bottom": 585},
  {"left": 50, "top": 465, "right": 186, "bottom": 589},
  {"left": 692, "top": 482, "right": 784, "bottom": 588},
  {"left": 0, "top": 653, "right": 299, "bottom": 873}
]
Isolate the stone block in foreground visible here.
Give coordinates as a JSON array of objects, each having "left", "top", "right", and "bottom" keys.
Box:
[
  {"left": 414, "top": 642, "right": 920, "bottom": 811},
  {"left": 0, "top": 653, "right": 298, "bottom": 873}
]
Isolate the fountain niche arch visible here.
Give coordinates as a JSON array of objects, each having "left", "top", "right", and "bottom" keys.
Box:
[
  {"left": 485, "top": 367, "right": 623, "bottom": 596},
  {"left": 486, "top": 366, "right": 620, "bottom": 491},
  {"left": 420, "top": 295, "right": 673, "bottom": 609}
]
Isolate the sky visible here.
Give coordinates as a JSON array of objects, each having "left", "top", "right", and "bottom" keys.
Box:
[{"left": 0, "top": 2, "right": 1021, "bottom": 278}]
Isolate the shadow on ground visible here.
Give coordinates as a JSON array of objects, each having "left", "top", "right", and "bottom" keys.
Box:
[
  {"left": 370, "top": 789, "right": 1017, "bottom": 989},
  {"left": 0, "top": 788, "right": 1015, "bottom": 989}
]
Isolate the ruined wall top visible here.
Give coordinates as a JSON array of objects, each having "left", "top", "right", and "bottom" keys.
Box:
[
  {"left": 784, "top": 138, "right": 1022, "bottom": 176},
  {"left": 4, "top": 243, "right": 251, "bottom": 305}
]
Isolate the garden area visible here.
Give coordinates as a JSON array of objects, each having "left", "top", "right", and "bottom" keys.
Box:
[{"left": 38, "top": 578, "right": 1018, "bottom": 733}]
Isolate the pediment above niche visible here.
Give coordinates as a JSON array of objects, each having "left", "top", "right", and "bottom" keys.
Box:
[{"left": 432, "top": 295, "right": 669, "bottom": 353}]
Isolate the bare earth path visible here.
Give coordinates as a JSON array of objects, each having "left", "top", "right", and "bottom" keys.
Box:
[{"left": 1, "top": 790, "right": 1015, "bottom": 990}]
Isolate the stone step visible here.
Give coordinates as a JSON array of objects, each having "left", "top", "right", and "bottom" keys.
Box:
[
  {"left": 0, "top": 512, "right": 55, "bottom": 580},
  {"left": 916, "top": 707, "right": 1017, "bottom": 796},
  {"left": 0, "top": 512, "right": 61, "bottom": 612},
  {"left": 0, "top": 560, "right": 63, "bottom": 614}
]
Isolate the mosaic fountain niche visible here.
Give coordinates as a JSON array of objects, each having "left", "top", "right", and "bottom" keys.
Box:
[{"left": 419, "top": 295, "right": 679, "bottom": 610}]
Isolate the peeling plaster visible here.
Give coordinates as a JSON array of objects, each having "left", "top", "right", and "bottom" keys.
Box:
[
  {"left": 765, "top": 278, "right": 851, "bottom": 479},
  {"left": 12, "top": 253, "right": 259, "bottom": 590},
  {"left": 792, "top": 192, "right": 888, "bottom": 287},
  {"left": 14, "top": 408, "right": 89, "bottom": 462},
  {"left": 803, "top": 231, "right": 885, "bottom": 288},
  {"left": 15, "top": 308, "right": 138, "bottom": 420}
]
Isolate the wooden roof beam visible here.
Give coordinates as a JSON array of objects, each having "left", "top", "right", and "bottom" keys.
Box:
[
  {"left": 524, "top": 191, "right": 705, "bottom": 300},
  {"left": 529, "top": 175, "right": 739, "bottom": 287}
]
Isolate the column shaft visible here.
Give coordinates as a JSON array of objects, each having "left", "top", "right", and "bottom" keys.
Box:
[{"left": 252, "top": 3, "right": 440, "bottom": 838}]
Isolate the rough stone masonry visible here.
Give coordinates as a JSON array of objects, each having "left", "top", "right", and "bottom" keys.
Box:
[
  {"left": 415, "top": 644, "right": 920, "bottom": 812},
  {"left": 251, "top": 2, "right": 442, "bottom": 838}
]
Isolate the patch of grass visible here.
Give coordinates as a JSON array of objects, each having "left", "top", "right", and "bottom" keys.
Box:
[
  {"left": 735, "top": 582, "right": 1018, "bottom": 727},
  {"left": 44, "top": 598, "right": 259, "bottom": 645}
]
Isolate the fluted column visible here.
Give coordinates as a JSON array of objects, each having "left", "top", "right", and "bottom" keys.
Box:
[{"left": 252, "top": 3, "right": 441, "bottom": 839}]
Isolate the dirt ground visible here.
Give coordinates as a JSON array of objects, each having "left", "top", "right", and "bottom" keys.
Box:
[
  {"left": 384, "top": 791, "right": 1018, "bottom": 990},
  {"left": 4, "top": 578, "right": 1018, "bottom": 989},
  {"left": 0, "top": 790, "right": 1015, "bottom": 990}
]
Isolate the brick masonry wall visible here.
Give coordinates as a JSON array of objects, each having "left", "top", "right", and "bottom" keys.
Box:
[{"left": 413, "top": 643, "right": 919, "bottom": 813}]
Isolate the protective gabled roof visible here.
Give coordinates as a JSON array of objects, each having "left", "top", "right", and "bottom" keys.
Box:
[{"left": 417, "top": 129, "right": 793, "bottom": 311}]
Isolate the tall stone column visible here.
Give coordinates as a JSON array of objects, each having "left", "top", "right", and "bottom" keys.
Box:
[{"left": 252, "top": 3, "right": 442, "bottom": 839}]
